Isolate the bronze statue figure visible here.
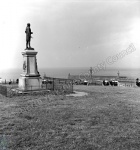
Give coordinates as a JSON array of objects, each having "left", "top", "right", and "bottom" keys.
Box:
[{"left": 25, "top": 23, "right": 33, "bottom": 49}]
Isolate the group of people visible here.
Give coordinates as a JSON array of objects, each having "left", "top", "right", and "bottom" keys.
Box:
[
  {"left": 103, "top": 80, "right": 118, "bottom": 86},
  {"left": 136, "top": 78, "right": 140, "bottom": 87}
]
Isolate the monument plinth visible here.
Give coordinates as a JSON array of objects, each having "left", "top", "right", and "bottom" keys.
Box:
[
  {"left": 18, "top": 48, "right": 42, "bottom": 91},
  {"left": 18, "top": 23, "right": 42, "bottom": 91}
]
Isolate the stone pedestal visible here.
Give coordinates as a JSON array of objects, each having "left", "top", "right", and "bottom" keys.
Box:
[{"left": 18, "top": 48, "right": 42, "bottom": 91}]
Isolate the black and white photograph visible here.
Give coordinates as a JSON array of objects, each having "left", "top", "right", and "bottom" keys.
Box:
[{"left": 0, "top": 0, "right": 140, "bottom": 149}]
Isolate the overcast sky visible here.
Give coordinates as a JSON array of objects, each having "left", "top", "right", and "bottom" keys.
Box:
[{"left": 0, "top": 0, "right": 140, "bottom": 70}]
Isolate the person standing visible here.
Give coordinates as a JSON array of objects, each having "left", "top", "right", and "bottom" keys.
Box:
[{"left": 25, "top": 23, "right": 33, "bottom": 49}]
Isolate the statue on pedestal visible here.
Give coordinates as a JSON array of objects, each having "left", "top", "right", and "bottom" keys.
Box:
[
  {"left": 18, "top": 23, "right": 42, "bottom": 92},
  {"left": 25, "top": 23, "right": 34, "bottom": 50}
]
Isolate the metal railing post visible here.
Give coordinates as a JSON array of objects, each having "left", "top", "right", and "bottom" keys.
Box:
[
  {"left": 53, "top": 78, "right": 55, "bottom": 90},
  {"left": 72, "top": 80, "right": 73, "bottom": 92}
]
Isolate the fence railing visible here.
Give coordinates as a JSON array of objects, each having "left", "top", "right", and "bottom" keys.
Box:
[
  {"left": 0, "top": 85, "right": 7, "bottom": 96},
  {"left": 0, "top": 77, "right": 73, "bottom": 97},
  {"left": 43, "top": 77, "right": 73, "bottom": 92}
]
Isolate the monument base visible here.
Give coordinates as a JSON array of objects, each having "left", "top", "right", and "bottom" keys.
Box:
[
  {"left": 18, "top": 48, "right": 42, "bottom": 91},
  {"left": 19, "top": 76, "right": 42, "bottom": 91}
]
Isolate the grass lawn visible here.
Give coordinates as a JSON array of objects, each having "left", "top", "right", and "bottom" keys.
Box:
[{"left": 0, "top": 85, "right": 140, "bottom": 149}]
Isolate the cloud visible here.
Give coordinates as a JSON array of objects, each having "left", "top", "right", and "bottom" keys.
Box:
[{"left": 0, "top": 0, "right": 140, "bottom": 69}]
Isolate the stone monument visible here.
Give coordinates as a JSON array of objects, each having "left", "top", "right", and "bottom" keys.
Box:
[{"left": 18, "top": 23, "right": 42, "bottom": 91}]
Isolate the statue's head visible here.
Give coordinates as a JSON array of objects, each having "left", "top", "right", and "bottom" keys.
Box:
[{"left": 27, "top": 23, "right": 30, "bottom": 27}]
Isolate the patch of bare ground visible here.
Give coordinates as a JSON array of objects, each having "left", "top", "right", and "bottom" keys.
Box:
[{"left": 1, "top": 85, "right": 140, "bottom": 149}]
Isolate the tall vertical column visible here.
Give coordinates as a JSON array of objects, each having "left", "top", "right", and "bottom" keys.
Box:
[
  {"left": 18, "top": 49, "right": 42, "bottom": 91},
  {"left": 21, "top": 49, "right": 40, "bottom": 77}
]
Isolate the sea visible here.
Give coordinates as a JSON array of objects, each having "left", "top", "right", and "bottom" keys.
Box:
[{"left": 0, "top": 67, "right": 140, "bottom": 82}]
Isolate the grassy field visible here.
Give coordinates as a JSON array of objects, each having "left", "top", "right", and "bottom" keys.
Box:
[{"left": 1, "top": 85, "right": 140, "bottom": 149}]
